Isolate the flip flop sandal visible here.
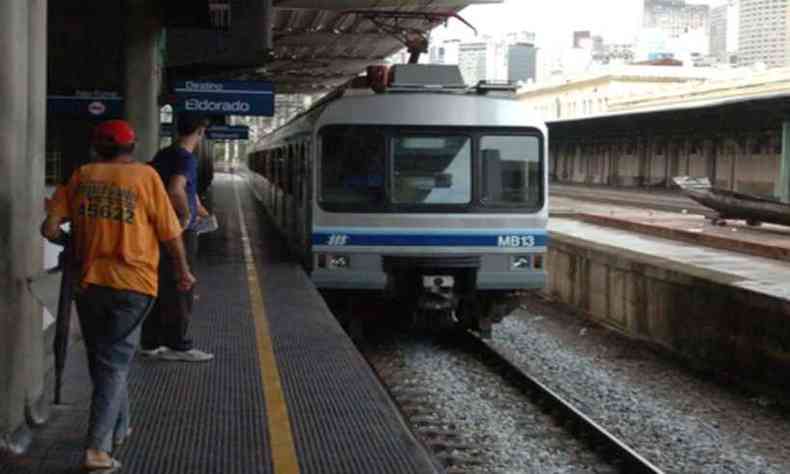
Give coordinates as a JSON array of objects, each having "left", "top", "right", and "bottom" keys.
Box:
[{"left": 82, "top": 458, "right": 122, "bottom": 473}]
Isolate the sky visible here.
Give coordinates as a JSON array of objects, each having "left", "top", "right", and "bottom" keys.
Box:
[{"left": 432, "top": 0, "right": 720, "bottom": 48}]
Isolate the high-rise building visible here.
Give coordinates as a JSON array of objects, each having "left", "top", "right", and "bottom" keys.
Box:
[
  {"left": 458, "top": 42, "right": 488, "bottom": 85},
  {"left": 458, "top": 39, "right": 509, "bottom": 85},
  {"left": 710, "top": 1, "right": 740, "bottom": 64},
  {"left": 710, "top": 5, "right": 728, "bottom": 62},
  {"left": 506, "top": 31, "right": 536, "bottom": 45},
  {"left": 429, "top": 39, "right": 460, "bottom": 65},
  {"left": 643, "top": 0, "right": 710, "bottom": 38},
  {"left": 739, "top": 0, "right": 789, "bottom": 68},
  {"left": 508, "top": 43, "right": 538, "bottom": 83},
  {"left": 573, "top": 31, "right": 592, "bottom": 48}
]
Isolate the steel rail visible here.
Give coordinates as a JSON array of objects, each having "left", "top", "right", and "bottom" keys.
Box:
[{"left": 459, "top": 331, "right": 665, "bottom": 474}]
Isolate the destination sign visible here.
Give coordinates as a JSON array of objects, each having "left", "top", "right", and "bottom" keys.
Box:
[
  {"left": 205, "top": 125, "right": 249, "bottom": 140},
  {"left": 173, "top": 80, "right": 274, "bottom": 117},
  {"left": 161, "top": 123, "right": 249, "bottom": 140}
]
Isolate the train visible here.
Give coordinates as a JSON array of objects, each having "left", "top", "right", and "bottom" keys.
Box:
[{"left": 245, "top": 65, "right": 548, "bottom": 336}]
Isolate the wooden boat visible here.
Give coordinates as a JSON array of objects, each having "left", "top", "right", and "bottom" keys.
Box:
[{"left": 673, "top": 176, "right": 790, "bottom": 227}]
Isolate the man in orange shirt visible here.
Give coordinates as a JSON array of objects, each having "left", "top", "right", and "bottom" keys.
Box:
[{"left": 42, "top": 120, "right": 195, "bottom": 472}]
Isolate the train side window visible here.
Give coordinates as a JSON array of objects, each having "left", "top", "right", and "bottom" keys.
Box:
[{"left": 320, "top": 125, "right": 386, "bottom": 208}]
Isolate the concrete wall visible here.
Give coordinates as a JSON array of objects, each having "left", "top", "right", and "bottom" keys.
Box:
[
  {"left": 545, "top": 234, "right": 790, "bottom": 389},
  {"left": 551, "top": 132, "right": 781, "bottom": 196},
  {"left": 0, "top": 0, "right": 47, "bottom": 454}
]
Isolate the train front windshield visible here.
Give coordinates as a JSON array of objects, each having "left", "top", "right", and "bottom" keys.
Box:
[{"left": 320, "top": 125, "right": 544, "bottom": 212}]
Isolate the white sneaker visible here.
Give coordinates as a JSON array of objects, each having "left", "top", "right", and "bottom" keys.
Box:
[
  {"left": 138, "top": 346, "right": 166, "bottom": 357},
  {"left": 158, "top": 348, "right": 214, "bottom": 362}
]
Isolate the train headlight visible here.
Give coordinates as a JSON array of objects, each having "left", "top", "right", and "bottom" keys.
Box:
[
  {"left": 329, "top": 255, "right": 350, "bottom": 269},
  {"left": 511, "top": 256, "right": 531, "bottom": 270}
]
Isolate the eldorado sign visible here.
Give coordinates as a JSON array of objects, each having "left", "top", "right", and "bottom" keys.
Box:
[{"left": 173, "top": 80, "right": 274, "bottom": 117}]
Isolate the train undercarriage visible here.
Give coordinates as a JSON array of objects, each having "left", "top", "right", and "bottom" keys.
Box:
[{"left": 323, "top": 256, "right": 523, "bottom": 339}]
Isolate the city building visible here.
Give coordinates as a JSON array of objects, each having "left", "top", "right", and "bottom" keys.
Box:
[
  {"left": 574, "top": 30, "right": 592, "bottom": 48},
  {"left": 508, "top": 43, "right": 538, "bottom": 83},
  {"left": 506, "top": 31, "right": 536, "bottom": 45},
  {"left": 710, "top": 4, "right": 729, "bottom": 63},
  {"left": 739, "top": 0, "right": 789, "bottom": 68},
  {"left": 594, "top": 44, "right": 636, "bottom": 65},
  {"left": 457, "top": 38, "right": 509, "bottom": 85},
  {"left": 710, "top": 1, "right": 739, "bottom": 65},
  {"left": 639, "top": 0, "right": 711, "bottom": 63},
  {"left": 643, "top": 0, "right": 710, "bottom": 38},
  {"left": 428, "top": 39, "right": 460, "bottom": 65},
  {"left": 518, "top": 65, "right": 718, "bottom": 121}
]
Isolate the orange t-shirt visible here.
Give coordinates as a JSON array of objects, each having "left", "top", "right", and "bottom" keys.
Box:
[{"left": 48, "top": 162, "right": 183, "bottom": 296}]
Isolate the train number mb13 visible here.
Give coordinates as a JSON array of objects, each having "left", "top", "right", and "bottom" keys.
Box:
[{"left": 497, "top": 235, "right": 536, "bottom": 248}]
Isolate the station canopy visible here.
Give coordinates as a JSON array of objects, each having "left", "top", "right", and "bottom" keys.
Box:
[{"left": 166, "top": 0, "right": 500, "bottom": 94}]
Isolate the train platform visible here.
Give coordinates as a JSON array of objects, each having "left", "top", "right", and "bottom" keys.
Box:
[
  {"left": 551, "top": 183, "right": 708, "bottom": 215},
  {"left": 2, "top": 174, "right": 438, "bottom": 474},
  {"left": 551, "top": 185, "right": 790, "bottom": 263},
  {"left": 549, "top": 217, "right": 790, "bottom": 302},
  {"left": 546, "top": 210, "right": 790, "bottom": 389}
]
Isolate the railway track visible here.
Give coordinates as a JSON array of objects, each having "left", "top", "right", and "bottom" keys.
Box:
[
  {"left": 363, "top": 329, "right": 665, "bottom": 474},
  {"left": 457, "top": 331, "right": 664, "bottom": 474}
]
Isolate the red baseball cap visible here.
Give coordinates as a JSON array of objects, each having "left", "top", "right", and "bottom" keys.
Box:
[{"left": 93, "top": 120, "right": 136, "bottom": 147}]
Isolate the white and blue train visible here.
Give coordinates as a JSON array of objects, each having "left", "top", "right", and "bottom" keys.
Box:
[{"left": 246, "top": 65, "right": 548, "bottom": 335}]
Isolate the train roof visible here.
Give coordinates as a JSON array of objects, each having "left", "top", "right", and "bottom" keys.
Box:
[
  {"left": 318, "top": 93, "right": 544, "bottom": 130},
  {"left": 254, "top": 65, "right": 545, "bottom": 149}
]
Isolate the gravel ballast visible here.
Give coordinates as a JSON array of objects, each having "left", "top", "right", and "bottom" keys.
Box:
[
  {"left": 367, "top": 336, "right": 617, "bottom": 474},
  {"left": 491, "top": 297, "right": 790, "bottom": 474}
]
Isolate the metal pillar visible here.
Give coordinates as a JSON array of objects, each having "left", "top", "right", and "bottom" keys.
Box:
[
  {"left": 779, "top": 121, "right": 790, "bottom": 202},
  {"left": 0, "top": 0, "right": 34, "bottom": 454},
  {"left": 124, "top": 0, "right": 162, "bottom": 162}
]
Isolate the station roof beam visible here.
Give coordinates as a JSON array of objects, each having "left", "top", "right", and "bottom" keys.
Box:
[{"left": 167, "top": 0, "right": 501, "bottom": 93}]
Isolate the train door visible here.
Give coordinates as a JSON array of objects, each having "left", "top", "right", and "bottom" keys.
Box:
[
  {"left": 273, "top": 149, "right": 281, "bottom": 222},
  {"left": 287, "top": 145, "right": 296, "bottom": 240},
  {"left": 302, "top": 139, "right": 314, "bottom": 268},
  {"left": 295, "top": 142, "right": 307, "bottom": 257},
  {"left": 266, "top": 150, "right": 274, "bottom": 210},
  {"left": 278, "top": 148, "right": 286, "bottom": 231}
]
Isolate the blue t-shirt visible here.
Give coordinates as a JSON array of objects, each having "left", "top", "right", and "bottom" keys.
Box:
[{"left": 151, "top": 145, "right": 198, "bottom": 230}]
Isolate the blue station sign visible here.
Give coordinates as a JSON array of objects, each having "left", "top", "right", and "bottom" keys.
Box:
[
  {"left": 160, "top": 123, "right": 249, "bottom": 140},
  {"left": 173, "top": 80, "right": 274, "bottom": 117},
  {"left": 205, "top": 125, "right": 250, "bottom": 140},
  {"left": 47, "top": 95, "right": 124, "bottom": 119}
]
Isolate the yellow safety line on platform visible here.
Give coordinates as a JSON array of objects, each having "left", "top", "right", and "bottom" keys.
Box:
[{"left": 233, "top": 179, "right": 301, "bottom": 474}]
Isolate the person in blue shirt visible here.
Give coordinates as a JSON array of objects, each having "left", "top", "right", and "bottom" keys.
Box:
[{"left": 140, "top": 113, "right": 214, "bottom": 362}]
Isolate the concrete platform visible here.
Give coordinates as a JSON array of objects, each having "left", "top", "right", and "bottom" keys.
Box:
[
  {"left": 1, "top": 174, "right": 438, "bottom": 474},
  {"left": 546, "top": 217, "right": 790, "bottom": 390},
  {"left": 551, "top": 183, "right": 709, "bottom": 215},
  {"left": 552, "top": 188, "right": 790, "bottom": 262}
]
